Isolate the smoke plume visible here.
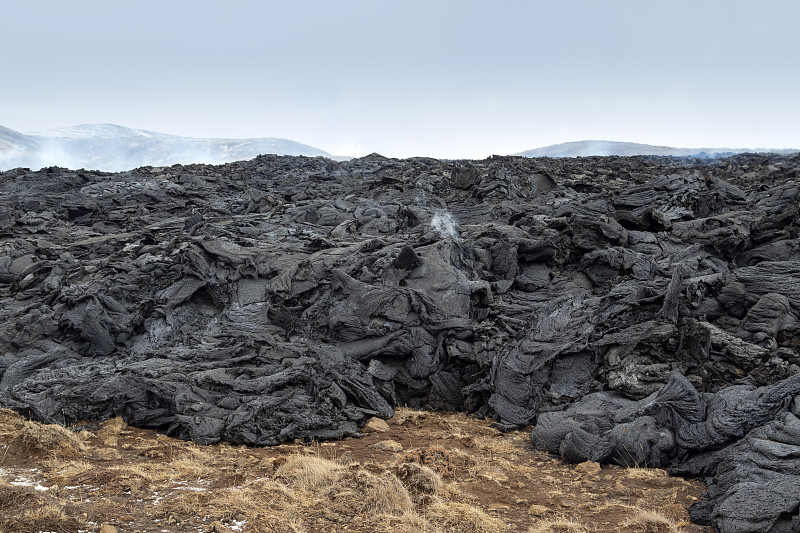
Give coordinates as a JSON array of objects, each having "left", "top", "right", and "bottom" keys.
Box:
[{"left": 430, "top": 210, "right": 461, "bottom": 241}]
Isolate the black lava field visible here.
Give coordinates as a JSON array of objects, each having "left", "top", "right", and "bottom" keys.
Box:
[{"left": 1, "top": 152, "right": 799, "bottom": 532}]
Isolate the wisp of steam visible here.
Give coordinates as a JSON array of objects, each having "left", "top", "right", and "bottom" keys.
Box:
[{"left": 430, "top": 210, "right": 461, "bottom": 241}]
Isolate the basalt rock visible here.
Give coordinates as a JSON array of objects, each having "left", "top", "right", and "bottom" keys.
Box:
[
  {"left": 1, "top": 152, "right": 799, "bottom": 531},
  {"left": 532, "top": 371, "right": 800, "bottom": 532}
]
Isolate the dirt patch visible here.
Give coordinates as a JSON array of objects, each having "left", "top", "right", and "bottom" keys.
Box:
[{"left": 0, "top": 408, "right": 711, "bottom": 532}]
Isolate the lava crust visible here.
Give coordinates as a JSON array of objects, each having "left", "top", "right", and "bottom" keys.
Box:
[{"left": 0, "top": 152, "right": 799, "bottom": 531}]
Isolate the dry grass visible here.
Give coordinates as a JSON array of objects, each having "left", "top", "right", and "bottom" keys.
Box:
[
  {"left": 274, "top": 454, "right": 344, "bottom": 491},
  {"left": 528, "top": 504, "right": 553, "bottom": 517},
  {"left": 167, "top": 445, "right": 217, "bottom": 477},
  {"left": 394, "top": 462, "right": 444, "bottom": 495},
  {"left": 0, "top": 483, "right": 42, "bottom": 513},
  {"left": 427, "top": 501, "right": 507, "bottom": 533},
  {"left": 42, "top": 458, "right": 94, "bottom": 484},
  {"left": 23, "top": 503, "right": 67, "bottom": 521},
  {"left": 165, "top": 481, "right": 299, "bottom": 532},
  {"left": 0, "top": 407, "right": 711, "bottom": 533},
  {"left": 626, "top": 466, "right": 670, "bottom": 480},
  {"left": 393, "top": 406, "right": 429, "bottom": 426},
  {"left": 621, "top": 507, "right": 682, "bottom": 532},
  {"left": 373, "top": 511, "right": 436, "bottom": 533},
  {"left": 95, "top": 415, "right": 128, "bottom": 437},
  {"left": 274, "top": 454, "right": 414, "bottom": 516},
  {"left": 92, "top": 445, "right": 220, "bottom": 497},
  {"left": 1, "top": 497, "right": 79, "bottom": 533},
  {"left": 399, "top": 445, "right": 476, "bottom": 478},
  {"left": 332, "top": 468, "right": 414, "bottom": 515},
  {"left": 186, "top": 453, "right": 497, "bottom": 531},
  {"left": 163, "top": 455, "right": 417, "bottom": 531},
  {"left": 239, "top": 476, "right": 295, "bottom": 504},
  {"left": 3, "top": 420, "right": 86, "bottom": 459},
  {"left": 528, "top": 517, "right": 591, "bottom": 532}
]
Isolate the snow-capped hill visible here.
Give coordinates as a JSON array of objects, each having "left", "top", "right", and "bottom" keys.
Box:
[
  {"left": 0, "top": 125, "right": 39, "bottom": 152},
  {"left": 515, "top": 140, "right": 797, "bottom": 158},
  {"left": 0, "top": 125, "right": 42, "bottom": 168},
  {"left": 0, "top": 124, "right": 335, "bottom": 172},
  {"left": 29, "top": 123, "right": 167, "bottom": 139}
]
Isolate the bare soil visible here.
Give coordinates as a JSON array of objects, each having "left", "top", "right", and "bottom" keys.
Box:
[{"left": 0, "top": 407, "right": 712, "bottom": 533}]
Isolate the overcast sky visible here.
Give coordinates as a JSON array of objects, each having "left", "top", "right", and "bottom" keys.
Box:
[{"left": 2, "top": 0, "right": 799, "bottom": 158}]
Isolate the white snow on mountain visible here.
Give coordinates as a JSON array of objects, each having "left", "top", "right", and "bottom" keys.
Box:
[
  {"left": 515, "top": 140, "right": 797, "bottom": 158},
  {"left": 0, "top": 124, "right": 336, "bottom": 172}
]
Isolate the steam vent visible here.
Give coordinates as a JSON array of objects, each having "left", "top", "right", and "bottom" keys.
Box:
[{"left": 1, "top": 152, "right": 799, "bottom": 532}]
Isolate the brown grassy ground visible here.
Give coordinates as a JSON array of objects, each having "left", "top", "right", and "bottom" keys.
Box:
[{"left": 0, "top": 407, "right": 711, "bottom": 533}]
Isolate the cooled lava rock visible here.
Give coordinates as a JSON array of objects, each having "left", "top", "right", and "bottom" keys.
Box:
[{"left": 1, "top": 152, "right": 799, "bottom": 531}]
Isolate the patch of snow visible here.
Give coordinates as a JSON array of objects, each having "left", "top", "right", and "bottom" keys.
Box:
[{"left": 10, "top": 475, "right": 35, "bottom": 488}]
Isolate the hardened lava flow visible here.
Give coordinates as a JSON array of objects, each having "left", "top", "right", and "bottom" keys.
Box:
[{"left": 0, "top": 152, "right": 799, "bottom": 532}]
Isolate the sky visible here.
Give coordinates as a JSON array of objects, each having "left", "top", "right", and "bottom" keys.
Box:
[{"left": 2, "top": 0, "right": 799, "bottom": 158}]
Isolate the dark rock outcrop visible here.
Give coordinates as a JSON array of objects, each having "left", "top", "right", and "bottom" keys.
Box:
[{"left": 0, "top": 152, "right": 799, "bottom": 531}]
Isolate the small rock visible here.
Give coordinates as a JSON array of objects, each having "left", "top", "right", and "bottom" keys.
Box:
[
  {"left": 477, "top": 426, "right": 503, "bottom": 436},
  {"left": 372, "top": 439, "right": 403, "bottom": 452},
  {"left": 211, "top": 522, "right": 232, "bottom": 533},
  {"left": 488, "top": 503, "right": 511, "bottom": 511},
  {"left": 363, "top": 417, "right": 391, "bottom": 433},
  {"left": 574, "top": 460, "right": 601, "bottom": 475},
  {"left": 477, "top": 469, "right": 508, "bottom": 482},
  {"left": 529, "top": 504, "right": 550, "bottom": 517},
  {"left": 99, "top": 525, "right": 118, "bottom": 533}
]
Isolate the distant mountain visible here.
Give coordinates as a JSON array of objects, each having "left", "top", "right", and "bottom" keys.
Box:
[
  {"left": 0, "top": 125, "right": 42, "bottom": 168},
  {"left": 0, "top": 124, "right": 335, "bottom": 171},
  {"left": 515, "top": 140, "right": 798, "bottom": 158}
]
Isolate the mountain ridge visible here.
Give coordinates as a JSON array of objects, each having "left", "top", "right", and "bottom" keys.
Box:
[
  {"left": 516, "top": 139, "right": 798, "bottom": 158},
  {"left": 0, "top": 123, "right": 337, "bottom": 171},
  {"left": 4, "top": 125, "right": 798, "bottom": 170}
]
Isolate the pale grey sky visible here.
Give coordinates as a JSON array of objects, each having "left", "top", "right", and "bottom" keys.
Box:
[{"left": 2, "top": 0, "right": 799, "bottom": 158}]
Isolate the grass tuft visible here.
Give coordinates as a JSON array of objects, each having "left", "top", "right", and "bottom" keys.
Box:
[
  {"left": 335, "top": 469, "right": 413, "bottom": 515},
  {"left": 528, "top": 517, "right": 590, "bottom": 532},
  {"left": 274, "top": 454, "right": 344, "bottom": 492},
  {"left": 620, "top": 507, "right": 681, "bottom": 532},
  {"left": 394, "top": 462, "right": 444, "bottom": 495},
  {"left": 427, "top": 501, "right": 506, "bottom": 533},
  {"left": 625, "top": 466, "right": 670, "bottom": 480},
  {"left": 4, "top": 420, "right": 86, "bottom": 459}
]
